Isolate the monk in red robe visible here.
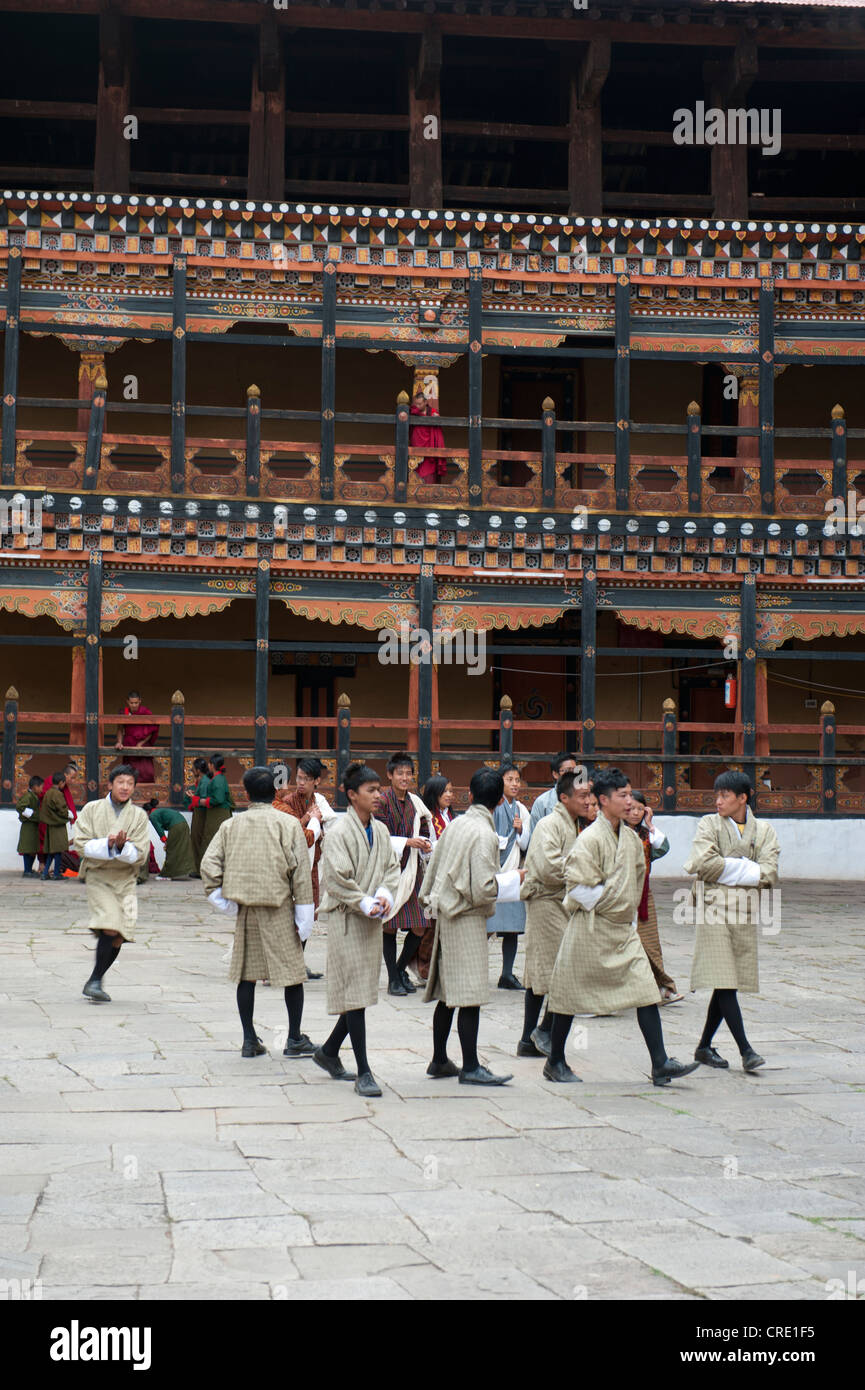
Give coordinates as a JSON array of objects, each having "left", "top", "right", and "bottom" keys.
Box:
[
  {"left": 410, "top": 390, "right": 446, "bottom": 483},
  {"left": 115, "top": 690, "right": 159, "bottom": 784}
]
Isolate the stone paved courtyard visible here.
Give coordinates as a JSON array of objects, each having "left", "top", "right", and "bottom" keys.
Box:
[{"left": 1, "top": 873, "right": 863, "bottom": 1302}]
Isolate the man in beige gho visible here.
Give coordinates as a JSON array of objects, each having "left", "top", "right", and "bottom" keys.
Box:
[{"left": 201, "top": 764, "right": 317, "bottom": 1059}]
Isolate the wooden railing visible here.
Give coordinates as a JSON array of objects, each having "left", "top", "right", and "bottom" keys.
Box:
[{"left": 3, "top": 688, "right": 861, "bottom": 817}]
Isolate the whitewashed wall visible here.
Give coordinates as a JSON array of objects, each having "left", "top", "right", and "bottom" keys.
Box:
[
  {"left": 0, "top": 807, "right": 191, "bottom": 873},
  {"left": 0, "top": 807, "right": 858, "bottom": 879}
]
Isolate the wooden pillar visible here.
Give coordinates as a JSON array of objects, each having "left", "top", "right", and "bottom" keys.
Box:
[
  {"left": 567, "top": 39, "right": 610, "bottom": 216},
  {"left": 95, "top": 10, "right": 130, "bottom": 193},
  {"left": 661, "top": 697, "right": 678, "bottom": 813},
  {"left": 831, "top": 403, "right": 847, "bottom": 502},
  {"left": 84, "top": 551, "right": 103, "bottom": 802},
  {"left": 1, "top": 685, "right": 18, "bottom": 807},
  {"left": 614, "top": 276, "right": 630, "bottom": 510},
  {"left": 170, "top": 690, "right": 185, "bottom": 808},
  {"left": 77, "top": 352, "right": 105, "bottom": 433},
  {"left": 431, "top": 659, "right": 440, "bottom": 754},
  {"left": 394, "top": 390, "right": 409, "bottom": 503},
  {"left": 70, "top": 641, "right": 86, "bottom": 748},
  {"left": 541, "top": 397, "right": 556, "bottom": 510},
  {"left": 739, "top": 574, "right": 757, "bottom": 783},
  {"left": 407, "top": 664, "right": 419, "bottom": 755},
  {"left": 755, "top": 658, "right": 769, "bottom": 760},
  {"left": 707, "top": 39, "right": 757, "bottom": 221},
  {"left": 580, "top": 569, "right": 597, "bottom": 770},
  {"left": 336, "top": 693, "right": 351, "bottom": 810},
  {"left": 758, "top": 280, "right": 775, "bottom": 514},
  {"left": 82, "top": 371, "right": 107, "bottom": 490},
  {"left": 248, "top": 12, "right": 285, "bottom": 202},
  {"left": 498, "top": 695, "right": 513, "bottom": 766},
  {"left": 246, "top": 384, "right": 261, "bottom": 497},
  {"left": 417, "top": 567, "right": 434, "bottom": 788},
  {"left": 254, "top": 561, "right": 270, "bottom": 767},
  {"left": 468, "top": 269, "right": 483, "bottom": 505},
  {"left": 687, "top": 400, "right": 703, "bottom": 513},
  {"left": 820, "top": 700, "right": 837, "bottom": 817},
  {"left": 409, "top": 26, "right": 442, "bottom": 207},
  {"left": 1, "top": 249, "right": 22, "bottom": 487},
  {"left": 320, "top": 264, "right": 336, "bottom": 500},
  {"left": 170, "top": 256, "right": 187, "bottom": 493}
]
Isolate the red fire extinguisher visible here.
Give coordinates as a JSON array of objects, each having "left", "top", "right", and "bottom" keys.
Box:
[{"left": 724, "top": 674, "right": 738, "bottom": 710}]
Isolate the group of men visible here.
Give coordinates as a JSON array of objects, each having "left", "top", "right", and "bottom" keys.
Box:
[{"left": 19, "top": 746, "right": 780, "bottom": 1101}]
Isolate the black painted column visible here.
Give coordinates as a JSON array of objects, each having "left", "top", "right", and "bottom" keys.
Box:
[
  {"left": 417, "top": 566, "right": 434, "bottom": 789},
  {"left": 320, "top": 263, "right": 336, "bottom": 500},
  {"left": 740, "top": 573, "right": 757, "bottom": 774},
  {"left": 246, "top": 385, "right": 261, "bottom": 497},
  {"left": 336, "top": 693, "right": 351, "bottom": 810},
  {"left": 820, "top": 701, "right": 837, "bottom": 817},
  {"left": 1, "top": 250, "right": 22, "bottom": 486},
  {"left": 85, "top": 551, "right": 103, "bottom": 801},
  {"left": 758, "top": 278, "right": 775, "bottom": 515},
  {"left": 170, "top": 690, "right": 185, "bottom": 808},
  {"left": 580, "top": 569, "right": 597, "bottom": 770},
  {"left": 1, "top": 685, "right": 18, "bottom": 806},
  {"left": 614, "top": 275, "right": 631, "bottom": 511},
  {"left": 468, "top": 268, "right": 483, "bottom": 505},
  {"left": 687, "top": 400, "right": 702, "bottom": 513},
  {"left": 541, "top": 397, "right": 556, "bottom": 510},
  {"left": 831, "top": 403, "right": 847, "bottom": 504},
  {"left": 82, "top": 371, "right": 107, "bottom": 490},
  {"left": 255, "top": 560, "right": 270, "bottom": 767},
  {"left": 662, "top": 697, "right": 678, "bottom": 813},
  {"left": 394, "top": 390, "right": 409, "bottom": 503},
  {"left": 170, "top": 256, "right": 187, "bottom": 494}
]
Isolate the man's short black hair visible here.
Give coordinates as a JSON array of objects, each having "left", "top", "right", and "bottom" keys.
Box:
[
  {"left": 29, "top": 774, "right": 44, "bottom": 789},
  {"left": 108, "top": 763, "right": 137, "bottom": 784},
  {"left": 344, "top": 762, "right": 380, "bottom": 796},
  {"left": 470, "top": 767, "right": 504, "bottom": 811},
  {"left": 297, "top": 756, "right": 323, "bottom": 779},
  {"left": 126, "top": 690, "right": 141, "bottom": 700},
  {"left": 556, "top": 771, "right": 582, "bottom": 800},
  {"left": 243, "top": 765, "right": 275, "bottom": 802},
  {"left": 386, "top": 752, "right": 414, "bottom": 775},
  {"left": 714, "top": 769, "right": 753, "bottom": 804},
  {"left": 551, "top": 750, "right": 577, "bottom": 775},
  {"left": 592, "top": 767, "right": 630, "bottom": 803},
  {"left": 499, "top": 761, "right": 519, "bottom": 778}
]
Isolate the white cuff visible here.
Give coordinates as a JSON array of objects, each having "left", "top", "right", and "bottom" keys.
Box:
[
  {"left": 308, "top": 819, "right": 321, "bottom": 844},
  {"left": 294, "top": 903, "right": 315, "bottom": 941},
  {"left": 118, "top": 841, "right": 139, "bottom": 864},
  {"left": 390, "top": 835, "right": 407, "bottom": 857},
  {"left": 207, "top": 887, "right": 238, "bottom": 915},
  {"left": 22, "top": 807, "right": 34, "bottom": 818},
  {"left": 648, "top": 823, "right": 666, "bottom": 847},
  {"left": 718, "top": 857, "right": 761, "bottom": 888},
  {"left": 569, "top": 882, "right": 605, "bottom": 911},
  {"left": 359, "top": 895, "right": 378, "bottom": 917},
  {"left": 373, "top": 885, "right": 394, "bottom": 911},
  {"left": 83, "top": 837, "right": 112, "bottom": 861},
  {"left": 495, "top": 869, "right": 522, "bottom": 902},
  {"left": 497, "top": 835, "right": 510, "bottom": 851}
]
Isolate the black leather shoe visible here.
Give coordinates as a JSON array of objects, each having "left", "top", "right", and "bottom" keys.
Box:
[
  {"left": 400, "top": 970, "right": 417, "bottom": 994},
  {"left": 695, "top": 1046, "right": 729, "bottom": 1069},
  {"left": 306, "top": 967, "right": 323, "bottom": 981},
  {"left": 387, "top": 977, "right": 408, "bottom": 996},
  {"left": 497, "top": 974, "right": 524, "bottom": 991},
  {"left": 283, "top": 1033, "right": 316, "bottom": 1058},
  {"left": 22, "top": 871, "right": 37, "bottom": 878},
  {"left": 82, "top": 979, "right": 111, "bottom": 1003},
  {"left": 543, "top": 1059, "right": 582, "bottom": 1084},
  {"left": 530, "top": 1027, "right": 552, "bottom": 1057},
  {"left": 313, "top": 1047, "right": 356, "bottom": 1081},
  {"left": 355, "top": 1071, "right": 382, "bottom": 1097},
  {"left": 516, "top": 1038, "right": 545, "bottom": 1058},
  {"left": 652, "top": 1057, "right": 700, "bottom": 1086},
  {"left": 459, "top": 1066, "right": 512, "bottom": 1086},
  {"left": 742, "top": 1049, "right": 765, "bottom": 1073},
  {"left": 241, "top": 1036, "right": 267, "bottom": 1058},
  {"left": 426, "top": 1059, "right": 459, "bottom": 1078}
]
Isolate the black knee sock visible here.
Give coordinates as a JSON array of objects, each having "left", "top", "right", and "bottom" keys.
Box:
[
  {"left": 284, "top": 983, "right": 304, "bottom": 1041},
  {"left": 539, "top": 1006, "right": 551, "bottom": 1032},
  {"left": 345, "top": 1007, "right": 370, "bottom": 1074},
  {"left": 432, "top": 1001, "right": 454, "bottom": 1064},
  {"left": 89, "top": 934, "right": 121, "bottom": 983},
  {"left": 501, "top": 933, "right": 518, "bottom": 978},
  {"left": 522, "top": 989, "right": 545, "bottom": 1043},
  {"left": 715, "top": 988, "right": 751, "bottom": 1055},
  {"left": 322, "top": 1014, "right": 350, "bottom": 1057},
  {"left": 457, "top": 1006, "right": 480, "bottom": 1072},
  {"left": 549, "top": 1013, "right": 573, "bottom": 1066},
  {"left": 636, "top": 1004, "right": 667, "bottom": 1069},
  {"left": 397, "top": 933, "right": 421, "bottom": 971},
  {"left": 698, "top": 991, "right": 725, "bottom": 1050},
  {"left": 382, "top": 932, "right": 398, "bottom": 982},
  {"left": 236, "top": 980, "right": 256, "bottom": 1041}
]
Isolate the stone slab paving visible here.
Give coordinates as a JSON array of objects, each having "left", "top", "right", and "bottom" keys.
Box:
[{"left": 1, "top": 872, "right": 864, "bottom": 1302}]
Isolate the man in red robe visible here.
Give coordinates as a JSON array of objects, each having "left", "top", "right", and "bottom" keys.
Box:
[
  {"left": 410, "top": 390, "right": 446, "bottom": 483},
  {"left": 115, "top": 690, "right": 159, "bottom": 784}
]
